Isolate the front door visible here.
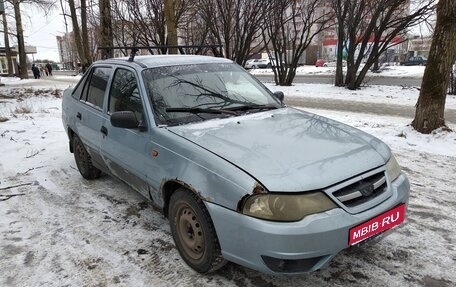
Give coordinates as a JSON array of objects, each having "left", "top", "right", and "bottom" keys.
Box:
[{"left": 100, "top": 67, "right": 151, "bottom": 198}]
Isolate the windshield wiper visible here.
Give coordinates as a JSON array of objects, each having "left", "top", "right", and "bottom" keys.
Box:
[
  {"left": 226, "top": 104, "right": 279, "bottom": 112},
  {"left": 166, "top": 107, "right": 238, "bottom": 115}
]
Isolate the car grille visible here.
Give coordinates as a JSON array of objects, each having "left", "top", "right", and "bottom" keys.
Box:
[{"left": 332, "top": 172, "right": 387, "bottom": 208}]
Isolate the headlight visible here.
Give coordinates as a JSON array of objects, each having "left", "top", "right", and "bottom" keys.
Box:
[
  {"left": 242, "top": 192, "right": 336, "bottom": 222},
  {"left": 386, "top": 154, "right": 401, "bottom": 181}
]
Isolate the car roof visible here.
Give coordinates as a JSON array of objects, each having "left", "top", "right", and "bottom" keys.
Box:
[{"left": 93, "top": 55, "right": 233, "bottom": 69}]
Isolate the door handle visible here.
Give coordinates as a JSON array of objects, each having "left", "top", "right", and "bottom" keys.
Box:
[
  {"left": 100, "top": 126, "right": 108, "bottom": 136},
  {"left": 76, "top": 112, "right": 82, "bottom": 120}
]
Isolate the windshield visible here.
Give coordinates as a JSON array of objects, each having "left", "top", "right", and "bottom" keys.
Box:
[{"left": 142, "top": 63, "right": 281, "bottom": 126}]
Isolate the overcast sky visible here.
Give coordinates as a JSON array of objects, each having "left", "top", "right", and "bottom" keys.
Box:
[
  {"left": 8, "top": 2, "right": 435, "bottom": 64},
  {"left": 19, "top": 4, "right": 65, "bottom": 62}
]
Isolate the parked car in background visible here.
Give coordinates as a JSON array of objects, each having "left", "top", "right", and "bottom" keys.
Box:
[
  {"left": 316, "top": 59, "right": 347, "bottom": 67},
  {"left": 62, "top": 54, "right": 410, "bottom": 275},
  {"left": 400, "top": 56, "right": 427, "bottom": 66},
  {"left": 244, "top": 58, "right": 271, "bottom": 69}
]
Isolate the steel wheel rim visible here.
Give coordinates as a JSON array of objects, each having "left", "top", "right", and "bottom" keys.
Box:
[
  {"left": 176, "top": 204, "right": 204, "bottom": 261},
  {"left": 75, "top": 141, "right": 87, "bottom": 174}
]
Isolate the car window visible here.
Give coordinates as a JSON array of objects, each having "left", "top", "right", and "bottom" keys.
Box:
[
  {"left": 143, "top": 63, "right": 281, "bottom": 125},
  {"left": 72, "top": 72, "right": 89, "bottom": 100},
  {"left": 84, "top": 67, "right": 111, "bottom": 109},
  {"left": 109, "top": 68, "right": 143, "bottom": 121}
]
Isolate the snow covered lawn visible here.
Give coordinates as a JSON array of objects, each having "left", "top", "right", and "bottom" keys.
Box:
[
  {"left": 265, "top": 83, "right": 456, "bottom": 110},
  {"left": 250, "top": 64, "right": 426, "bottom": 78},
  {"left": 0, "top": 82, "right": 455, "bottom": 286}
]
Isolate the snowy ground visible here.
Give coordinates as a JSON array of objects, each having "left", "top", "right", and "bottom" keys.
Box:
[
  {"left": 0, "top": 78, "right": 455, "bottom": 287},
  {"left": 250, "top": 64, "right": 426, "bottom": 78},
  {"left": 265, "top": 83, "right": 456, "bottom": 110}
]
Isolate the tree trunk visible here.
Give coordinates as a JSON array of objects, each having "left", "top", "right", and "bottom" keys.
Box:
[
  {"left": 81, "top": 0, "right": 91, "bottom": 68},
  {"left": 13, "top": 0, "right": 28, "bottom": 79},
  {"left": 164, "top": 0, "right": 178, "bottom": 54},
  {"left": 412, "top": 0, "right": 456, "bottom": 133},
  {"left": 99, "top": 0, "right": 113, "bottom": 59},
  {"left": 68, "top": 0, "right": 88, "bottom": 72},
  {"left": 335, "top": 21, "right": 345, "bottom": 86},
  {"left": 2, "top": 13, "right": 14, "bottom": 77}
]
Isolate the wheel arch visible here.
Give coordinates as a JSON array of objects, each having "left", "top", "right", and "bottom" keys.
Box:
[
  {"left": 161, "top": 179, "right": 204, "bottom": 218},
  {"left": 68, "top": 127, "right": 76, "bottom": 153}
]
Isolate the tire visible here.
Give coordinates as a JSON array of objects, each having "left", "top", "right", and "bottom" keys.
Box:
[
  {"left": 323, "top": 64, "right": 327, "bottom": 67},
  {"left": 169, "top": 188, "right": 226, "bottom": 273},
  {"left": 73, "top": 135, "right": 102, "bottom": 180},
  {"left": 266, "top": 63, "right": 272, "bottom": 68}
]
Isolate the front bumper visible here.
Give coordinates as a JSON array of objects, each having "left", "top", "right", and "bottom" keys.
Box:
[{"left": 205, "top": 174, "right": 410, "bottom": 275}]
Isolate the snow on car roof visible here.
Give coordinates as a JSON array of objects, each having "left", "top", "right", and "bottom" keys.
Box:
[{"left": 98, "top": 55, "right": 233, "bottom": 68}]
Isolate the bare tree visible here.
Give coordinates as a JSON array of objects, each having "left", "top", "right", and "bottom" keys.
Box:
[
  {"left": 197, "top": 0, "right": 270, "bottom": 65},
  {"left": 99, "top": 0, "right": 113, "bottom": 58},
  {"left": 412, "top": 0, "right": 456, "bottom": 134},
  {"left": 9, "top": 0, "right": 54, "bottom": 78},
  {"left": 67, "top": 0, "right": 91, "bottom": 72},
  {"left": 331, "top": 0, "right": 434, "bottom": 90},
  {"left": 2, "top": 12, "right": 14, "bottom": 76},
  {"left": 116, "top": 0, "right": 167, "bottom": 54},
  {"left": 164, "top": 0, "right": 178, "bottom": 54},
  {"left": 264, "top": 0, "right": 333, "bottom": 86},
  {"left": 178, "top": 2, "right": 211, "bottom": 54},
  {"left": 110, "top": 0, "right": 136, "bottom": 56},
  {"left": 12, "top": 0, "right": 27, "bottom": 78}
]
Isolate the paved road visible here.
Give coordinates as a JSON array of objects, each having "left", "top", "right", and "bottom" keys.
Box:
[
  {"left": 286, "top": 96, "right": 456, "bottom": 124},
  {"left": 255, "top": 74, "right": 422, "bottom": 87}
]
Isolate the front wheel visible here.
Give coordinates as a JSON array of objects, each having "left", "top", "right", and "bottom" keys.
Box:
[{"left": 169, "top": 188, "right": 226, "bottom": 273}]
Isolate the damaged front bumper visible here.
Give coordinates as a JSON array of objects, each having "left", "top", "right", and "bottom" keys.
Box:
[{"left": 205, "top": 174, "right": 410, "bottom": 275}]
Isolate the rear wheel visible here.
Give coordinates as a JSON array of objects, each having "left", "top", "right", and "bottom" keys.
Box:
[
  {"left": 169, "top": 188, "right": 226, "bottom": 273},
  {"left": 73, "top": 135, "right": 101, "bottom": 180}
]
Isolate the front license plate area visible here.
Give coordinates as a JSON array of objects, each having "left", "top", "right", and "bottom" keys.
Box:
[{"left": 349, "top": 204, "right": 406, "bottom": 246}]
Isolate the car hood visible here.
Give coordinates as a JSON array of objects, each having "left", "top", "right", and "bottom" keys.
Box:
[{"left": 168, "top": 108, "right": 389, "bottom": 192}]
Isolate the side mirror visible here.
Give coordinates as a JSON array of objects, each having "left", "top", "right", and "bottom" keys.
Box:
[
  {"left": 111, "top": 111, "right": 139, "bottom": 129},
  {"left": 273, "top": 91, "right": 284, "bottom": 102}
]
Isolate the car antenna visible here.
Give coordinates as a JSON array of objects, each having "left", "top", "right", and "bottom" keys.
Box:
[{"left": 128, "top": 48, "right": 139, "bottom": 62}]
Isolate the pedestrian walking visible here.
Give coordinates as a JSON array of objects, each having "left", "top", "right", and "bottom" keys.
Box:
[
  {"left": 31, "top": 64, "right": 40, "bottom": 79},
  {"left": 45, "top": 63, "right": 53, "bottom": 76}
]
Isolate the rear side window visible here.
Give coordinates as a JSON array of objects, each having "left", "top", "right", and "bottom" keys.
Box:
[{"left": 84, "top": 67, "right": 111, "bottom": 109}]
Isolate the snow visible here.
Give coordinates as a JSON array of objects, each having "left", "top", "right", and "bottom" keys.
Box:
[
  {"left": 250, "top": 64, "right": 427, "bottom": 78},
  {"left": 265, "top": 83, "right": 456, "bottom": 110},
  {"left": 1, "top": 78, "right": 455, "bottom": 286}
]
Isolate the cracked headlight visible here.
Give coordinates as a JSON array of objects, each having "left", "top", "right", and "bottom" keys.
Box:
[
  {"left": 242, "top": 192, "right": 336, "bottom": 222},
  {"left": 386, "top": 154, "right": 401, "bottom": 181}
]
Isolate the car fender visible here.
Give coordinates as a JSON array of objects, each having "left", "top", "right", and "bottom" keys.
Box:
[{"left": 145, "top": 127, "right": 261, "bottom": 212}]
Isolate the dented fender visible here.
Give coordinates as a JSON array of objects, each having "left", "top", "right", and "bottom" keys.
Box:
[{"left": 143, "top": 127, "right": 262, "bottom": 211}]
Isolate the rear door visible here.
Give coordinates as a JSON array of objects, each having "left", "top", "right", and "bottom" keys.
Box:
[
  {"left": 100, "top": 66, "right": 151, "bottom": 198},
  {"left": 74, "top": 65, "right": 112, "bottom": 169}
]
